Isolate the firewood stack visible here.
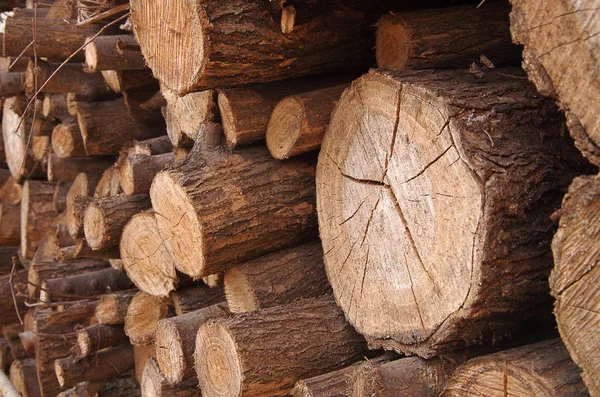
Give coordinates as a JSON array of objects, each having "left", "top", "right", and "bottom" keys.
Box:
[{"left": 0, "top": 0, "right": 597, "bottom": 396}]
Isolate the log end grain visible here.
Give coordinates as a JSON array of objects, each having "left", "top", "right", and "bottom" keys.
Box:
[
  {"left": 217, "top": 91, "right": 240, "bottom": 148},
  {"left": 375, "top": 15, "right": 411, "bottom": 70},
  {"left": 124, "top": 292, "right": 169, "bottom": 345},
  {"left": 266, "top": 96, "right": 305, "bottom": 160},
  {"left": 83, "top": 201, "right": 107, "bottom": 250},
  {"left": 223, "top": 268, "right": 259, "bottom": 313},
  {"left": 51, "top": 123, "right": 81, "bottom": 159},
  {"left": 154, "top": 319, "right": 185, "bottom": 384}
]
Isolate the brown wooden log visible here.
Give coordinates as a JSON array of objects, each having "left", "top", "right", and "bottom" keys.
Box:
[
  {"left": 52, "top": 122, "right": 87, "bottom": 159},
  {"left": 42, "top": 93, "right": 68, "bottom": 120},
  {"left": 21, "top": 180, "right": 55, "bottom": 259},
  {"left": 0, "top": 56, "right": 28, "bottom": 73},
  {"left": 55, "top": 344, "right": 134, "bottom": 389},
  {"left": 129, "top": 136, "right": 172, "bottom": 156},
  {"left": 442, "top": 339, "right": 588, "bottom": 396},
  {"left": 84, "top": 35, "right": 146, "bottom": 72},
  {"left": 67, "top": 196, "right": 91, "bottom": 240},
  {"left": 31, "top": 134, "right": 50, "bottom": 165},
  {"left": 510, "top": 0, "right": 600, "bottom": 166},
  {"left": 54, "top": 181, "right": 71, "bottom": 213},
  {"left": 141, "top": 358, "right": 198, "bottom": 397},
  {"left": 133, "top": 344, "right": 154, "bottom": 384},
  {"left": 195, "top": 295, "right": 368, "bottom": 397},
  {"left": 66, "top": 172, "right": 101, "bottom": 207},
  {"left": 93, "top": 165, "right": 122, "bottom": 198},
  {"left": 124, "top": 292, "right": 169, "bottom": 346},
  {"left": 95, "top": 290, "right": 137, "bottom": 325},
  {"left": 47, "top": 152, "right": 114, "bottom": 183},
  {"left": 317, "top": 68, "right": 589, "bottom": 357},
  {"left": 266, "top": 84, "right": 348, "bottom": 159},
  {"left": 40, "top": 300, "right": 100, "bottom": 329},
  {"left": 161, "top": 88, "right": 217, "bottom": 147},
  {"left": 57, "top": 239, "right": 120, "bottom": 261},
  {"left": 122, "top": 84, "right": 165, "bottom": 123},
  {"left": 120, "top": 211, "right": 178, "bottom": 297},
  {"left": 101, "top": 69, "right": 156, "bottom": 93},
  {"left": 27, "top": 259, "right": 109, "bottom": 299},
  {"left": 155, "top": 302, "right": 227, "bottom": 384},
  {"left": 9, "top": 358, "right": 41, "bottom": 397},
  {"left": 0, "top": 338, "right": 13, "bottom": 372},
  {"left": 77, "top": 97, "right": 165, "bottom": 155},
  {"left": 0, "top": 203, "right": 20, "bottom": 246},
  {"left": 83, "top": 193, "right": 151, "bottom": 251},
  {"left": 0, "top": 247, "right": 19, "bottom": 275},
  {"left": 131, "top": 0, "right": 377, "bottom": 94},
  {"left": 75, "top": 324, "right": 128, "bottom": 357},
  {"left": 119, "top": 153, "right": 174, "bottom": 196},
  {"left": 550, "top": 173, "right": 600, "bottom": 396},
  {"left": 171, "top": 284, "right": 224, "bottom": 316},
  {"left": 40, "top": 267, "right": 133, "bottom": 303},
  {"left": 202, "top": 272, "right": 222, "bottom": 289},
  {"left": 173, "top": 146, "right": 189, "bottom": 161},
  {"left": 25, "top": 60, "right": 112, "bottom": 98},
  {"left": 223, "top": 241, "right": 329, "bottom": 313},
  {"left": 0, "top": 175, "right": 22, "bottom": 206},
  {"left": 150, "top": 145, "right": 317, "bottom": 279},
  {"left": 0, "top": 71, "right": 24, "bottom": 98},
  {"left": 18, "top": 331, "right": 35, "bottom": 356}
]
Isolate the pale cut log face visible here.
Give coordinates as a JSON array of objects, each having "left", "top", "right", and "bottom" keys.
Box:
[
  {"left": 3, "top": 97, "right": 27, "bottom": 179},
  {"left": 317, "top": 73, "right": 482, "bottom": 344}
]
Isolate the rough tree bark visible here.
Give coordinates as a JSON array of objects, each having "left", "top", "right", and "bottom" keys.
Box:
[
  {"left": 25, "top": 60, "right": 112, "bottom": 98},
  {"left": 95, "top": 290, "right": 137, "bottom": 325},
  {"left": 170, "top": 284, "right": 225, "bottom": 315},
  {"left": 47, "top": 152, "right": 113, "bottom": 183},
  {"left": 21, "top": 180, "right": 56, "bottom": 259},
  {"left": 75, "top": 324, "right": 128, "bottom": 357},
  {"left": 27, "top": 259, "right": 109, "bottom": 299},
  {"left": 119, "top": 153, "right": 174, "bottom": 196},
  {"left": 0, "top": 203, "right": 20, "bottom": 246},
  {"left": 9, "top": 359, "right": 41, "bottom": 397},
  {"left": 84, "top": 34, "right": 146, "bottom": 72}
]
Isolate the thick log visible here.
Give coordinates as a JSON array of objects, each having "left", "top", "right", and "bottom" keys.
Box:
[
  {"left": 195, "top": 295, "right": 368, "bottom": 397},
  {"left": 510, "top": 0, "right": 600, "bottom": 166},
  {"left": 52, "top": 122, "right": 87, "bottom": 159},
  {"left": 84, "top": 35, "right": 146, "bottom": 72},
  {"left": 124, "top": 292, "right": 169, "bottom": 346},
  {"left": 0, "top": 71, "right": 24, "bottom": 98},
  {"left": 27, "top": 259, "right": 109, "bottom": 299},
  {"left": 155, "top": 302, "right": 227, "bottom": 384},
  {"left": 150, "top": 145, "right": 317, "bottom": 279},
  {"left": 119, "top": 153, "right": 174, "bottom": 196},
  {"left": 133, "top": 344, "right": 154, "bottom": 384},
  {"left": 0, "top": 203, "right": 20, "bottom": 246},
  {"left": 47, "top": 152, "right": 114, "bottom": 183},
  {"left": 76, "top": 97, "right": 165, "bottom": 156},
  {"left": 54, "top": 181, "right": 71, "bottom": 213},
  {"left": 141, "top": 358, "right": 198, "bottom": 397},
  {"left": 267, "top": 84, "right": 348, "bottom": 159},
  {"left": 75, "top": 324, "right": 128, "bottom": 357},
  {"left": 9, "top": 358, "right": 41, "bottom": 397},
  {"left": 25, "top": 60, "right": 112, "bottom": 98},
  {"left": 21, "top": 180, "right": 55, "bottom": 259},
  {"left": 101, "top": 69, "right": 156, "bottom": 93},
  {"left": 95, "top": 290, "right": 137, "bottom": 325},
  {"left": 161, "top": 88, "right": 217, "bottom": 147},
  {"left": 317, "top": 68, "right": 588, "bottom": 357},
  {"left": 550, "top": 174, "right": 600, "bottom": 395},
  {"left": 42, "top": 93, "right": 69, "bottom": 120},
  {"left": 39, "top": 300, "right": 99, "bottom": 329},
  {"left": 84, "top": 193, "right": 151, "bottom": 251},
  {"left": 131, "top": 0, "right": 377, "bottom": 94},
  {"left": 40, "top": 267, "right": 133, "bottom": 303},
  {"left": 171, "top": 284, "right": 224, "bottom": 315},
  {"left": 55, "top": 344, "right": 134, "bottom": 389},
  {"left": 224, "top": 241, "right": 329, "bottom": 313},
  {"left": 442, "top": 339, "right": 588, "bottom": 396}
]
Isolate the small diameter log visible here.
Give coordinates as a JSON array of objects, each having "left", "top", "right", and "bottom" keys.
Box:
[
  {"left": 25, "top": 60, "right": 112, "bottom": 98},
  {"left": 76, "top": 324, "right": 128, "bottom": 357},
  {"left": 93, "top": 165, "right": 122, "bottom": 198},
  {"left": 9, "top": 358, "right": 41, "bottom": 397},
  {"left": 0, "top": 57, "right": 28, "bottom": 73},
  {"left": 317, "top": 69, "right": 588, "bottom": 357},
  {"left": 129, "top": 136, "right": 173, "bottom": 156},
  {"left": 84, "top": 35, "right": 146, "bottom": 72},
  {"left": 161, "top": 88, "right": 217, "bottom": 147},
  {"left": 54, "top": 181, "right": 71, "bottom": 213},
  {"left": 267, "top": 84, "right": 348, "bottom": 159},
  {"left": 47, "top": 152, "right": 114, "bottom": 183},
  {"left": 0, "top": 203, "right": 20, "bottom": 246},
  {"left": 150, "top": 145, "right": 317, "bottom": 279},
  {"left": 40, "top": 267, "right": 134, "bottom": 303},
  {"left": 121, "top": 211, "right": 177, "bottom": 297},
  {"left": 42, "top": 93, "right": 68, "bottom": 119},
  {"left": 223, "top": 241, "right": 329, "bottom": 313},
  {"left": 0, "top": 71, "right": 24, "bottom": 98},
  {"left": 195, "top": 295, "right": 368, "bottom": 397},
  {"left": 141, "top": 358, "right": 199, "bottom": 397},
  {"left": 95, "top": 290, "right": 137, "bottom": 325},
  {"left": 124, "top": 292, "right": 169, "bottom": 345},
  {"left": 120, "top": 153, "right": 174, "bottom": 196},
  {"left": 67, "top": 196, "right": 91, "bottom": 240},
  {"left": 21, "top": 180, "right": 55, "bottom": 259},
  {"left": 171, "top": 284, "right": 225, "bottom": 315},
  {"left": 123, "top": 87, "right": 165, "bottom": 124},
  {"left": 510, "top": 0, "right": 600, "bottom": 166},
  {"left": 84, "top": 193, "right": 151, "bottom": 251},
  {"left": 55, "top": 344, "right": 134, "bottom": 389},
  {"left": 77, "top": 97, "right": 166, "bottom": 156},
  {"left": 66, "top": 172, "right": 101, "bottom": 208},
  {"left": 550, "top": 174, "right": 600, "bottom": 395},
  {"left": 27, "top": 259, "right": 109, "bottom": 299},
  {"left": 131, "top": 0, "right": 376, "bottom": 94},
  {"left": 101, "top": 69, "right": 156, "bottom": 93},
  {"left": 442, "top": 339, "right": 588, "bottom": 396},
  {"left": 52, "top": 122, "right": 87, "bottom": 159},
  {"left": 155, "top": 302, "right": 228, "bottom": 384},
  {"left": 134, "top": 344, "right": 154, "bottom": 384},
  {"left": 31, "top": 135, "right": 50, "bottom": 164}
]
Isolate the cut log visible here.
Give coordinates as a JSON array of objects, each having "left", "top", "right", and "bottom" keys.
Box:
[
  {"left": 101, "top": 69, "right": 156, "bottom": 93},
  {"left": 510, "top": 0, "right": 600, "bottom": 166},
  {"left": 133, "top": 344, "right": 154, "bottom": 384},
  {"left": 25, "top": 60, "right": 112, "bottom": 98},
  {"left": 442, "top": 339, "right": 588, "bottom": 396},
  {"left": 119, "top": 153, "right": 174, "bottom": 196},
  {"left": 66, "top": 172, "right": 101, "bottom": 207},
  {"left": 66, "top": 196, "right": 92, "bottom": 239},
  {"left": 42, "top": 93, "right": 69, "bottom": 120},
  {"left": 39, "top": 300, "right": 100, "bottom": 329},
  {"left": 266, "top": 84, "right": 348, "bottom": 159},
  {"left": 75, "top": 324, "right": 128, "bottom": 357},
  {"left": 161, "top": 88, "right": 217, "bottom": 147},
  {"left": 93, "top": 165, "right": 122, "bottom": 198},
  {"left": 95, "top": 290, "right": 137, "bottom": 325},
  {"left": 40, "top": 267, "right": 133, "bottom": 303},
  {"left": 0, "top": 176, "right": 22, "bottom": 206},
  {"left": 195, "top": 295, "right": 368, "bottom": 397},
  {"left": 31, "top": 135, "right": 50, "bottom": 165},
  {"left": 550, "top": 173, "right": 600, "bottom": 396},
  {"left": 27, "top": 259, "right": 109, "bottom": 299},
  {"left": 122, "top": 85, "right": 164, "bottom": 124},
  {"left": 224, "top": 241, "right": 329, "bottom": 313},
  {"left": 0, "top": 71, "right": 24, "bottom": 98},
  {"left": 0, "top": 56, "right": 28, "bottom": 73},
  {"left": 18, "top": 331, "right": 35, "bottom": 356},
  {"left": 155, "top": 302, "right": 228, "bottom": 384},
  {"left": 0, "top": 204, "right": 20, "bottom": 246},
  {"left": 47, "top": 152, "right": 114, "bottom": 183},
  {"left": 317, "top": 68, "right": 588, "bottom": 357},
  {"left": 55, "top": 344, "right": 134, "bottom": 389},
  {"left": 150, "top": 145, "right": 317, "bottom": 279},
  {"left": 21, "top": 180, "right": 55, "bottom": 259},
  {"left": 141, "top": 358, "right": 198, "bottom": 397},
  {"left": 120, "top": 211, "right": 178, "bottom": 297},
  {"left": 129, "top": 136, "right": 172, "bottom": 156},
  {"left": 52, "top": 122, "right": 87, "bottom": 159},
  {"left": 0, "top": 247, "right": 19, "bottom": 275},
  {"left": 0, "top": 338, "right": 12, "bottom": 372},
  {"left": 124, "top": 292, "right": 169, "bottom": 345},
  {"left": 84, "top": 35, "right": 146, "bottom": 72},
  {"left": 171, "top": 284, "right": 225, "bottom": 316},
  {"left": 76, "top": 97, "right": 165, "bottom": 156},
  {"left": 202, "top": 273, "right": 222, "bottom": 289},
  {"left": 9, "top": 358, "right": 41, "bottom": 397},
  {"left": 131, "top": 0, "right": 377, "bottom": 93},
  {"left": 83, "top": 193, "right": 151, "bottom": 251},
  {"left": 54, "top": 181, "right": 71, "bottom": 213}
]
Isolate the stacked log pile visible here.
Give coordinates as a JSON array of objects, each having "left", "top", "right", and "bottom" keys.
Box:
[{"left": 0, "top": 0, "right": 596, "bottom": 396}]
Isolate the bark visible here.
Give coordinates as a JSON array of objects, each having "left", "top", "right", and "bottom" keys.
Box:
[
  {"left": 25, "top": 60, "right": 112, "bottom": 98},
  {"left": 0, "top": 71, "right": 24, "bottom": 98},
  {"left": 124, "top": 292, "right": 169, "bottom": 345},
  {"left": 155, "top": 302, "right": 228, "bottom": 384},
  {"left": 442, "top": 339, "right": 589, "bottom": 396},
  {"left": 130, "top": 0, "right": 378, "bottom": 94},
  {"left": 267, "top": 84, "right": 348, "bottom": 159},
  {"left": 27, "top": 259, "right": 109, "bottom": 299},
  {"left": 55, "top": 344, "right": 134, "bottom": 389},
  {"left": 133, "top": 344, "right": 154, "bottom": 384},
  {"left": 54, "top": 181, "right": 71, "bottom": 213},
  {"left": 84, "top": 35, "right": 146, "bottom": 72},
  {"left": 161, "top": 88, "right": 217, "bottom": 147},
  {"left": 510, "top": 0, "right": 600, "bottom": 166},
  {"left": 171, "top": 284, "right": 225, "bottom": 315},
  {"left": 40, "top": 267, "right": 134, "bottom": 303},
  {"left": 101, "top": 69, "right": 156, "bottom": 93},
  {"left": 0, "top": 247, "right": 19, "bottom": 275},
  {"left": 42, "top": 93, "right": 68, "bottom": 120},
  {"left": 317, "top": 68, "right": 589, "bottom": 357},
  {"left": 75, "top": 324, "right": 128, "bottom": 357},
  {"left": 95, "top": 290, "right": 137, "bottom": 325},
  {"left": 120, "top": 211, "right": 178, "bottom": 297},
  {"left": 119, "top": 153, "right": 174, "bottom": 196},
  {"left": 141, "top": 358, "right": 199, "bottom": 397},
  {"left": 0, "top": 203, "right": 20, "bottom": 246},
  {"left": 9, "top": 358, "right": 41, "bottom": 397},
  {"left": 0, "top": 338, "right": 12, "bottom": 372},
  {"left": 66, "top": 196, "right": 92, "bottom": 239},
  {"left": 84, "top": 193, "right": 151, "bottom": 251},
  {"left": 195, "top": 295, "right": 368, "bottom": 397},
  {"left": 129, "top": 136, "right": 172, "bottom": 156},
  {"left": 0, "top": 57, "right": 28, "bottom": 73},
  {"left": 550, "top": 174, "right": 600, "bottom": 396},
  {"left": 47, "top": 152, "right": 114, "bottom": 183},
  {"left": 52, "top": 122, "right": 87, "bottom": 159},
  {"left": 76, "top": 97, "right": 165, "bottom": 156},
  {"left": 223, "top": 241, "right": 329, "bottom": 313},
  {"left": 150, "top": 145, "right": 317, "bottom": 279},
  {"left": 21, "top": 180, "right": 55, "bottom": 259}
]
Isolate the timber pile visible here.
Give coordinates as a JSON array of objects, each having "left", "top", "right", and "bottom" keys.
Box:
[{"left": 0, "top": 0, "right": 596, "bottom": 396}]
